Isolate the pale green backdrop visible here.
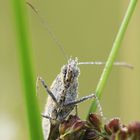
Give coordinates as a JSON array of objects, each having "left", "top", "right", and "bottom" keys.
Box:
[{"left": 0, "top": 1, "right": 140, "bottom": 140}]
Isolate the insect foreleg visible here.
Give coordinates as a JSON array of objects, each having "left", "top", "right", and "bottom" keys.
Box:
[{"left": 37, "top": 76, "right": 58, "bottom": 105}]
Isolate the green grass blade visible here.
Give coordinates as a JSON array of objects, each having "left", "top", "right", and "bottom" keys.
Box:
[
  {"left": 88, "top": 0, "right": 138, "bottom": 114},
  {"left": 11, "top": 0, "right": 44, "bottom": 140}
]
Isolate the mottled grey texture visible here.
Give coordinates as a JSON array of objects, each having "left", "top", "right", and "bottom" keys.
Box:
[{"left": 42, "top": 58, "right": 80, "bottom": 140}]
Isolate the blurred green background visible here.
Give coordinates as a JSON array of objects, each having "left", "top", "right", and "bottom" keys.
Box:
[{"left": 0, "top": 0, "right": 140, "bottom": 140}]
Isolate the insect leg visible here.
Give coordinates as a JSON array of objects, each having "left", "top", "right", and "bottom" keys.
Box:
[
  {"left": 41, "top": 113, "right": 57, "bottom": 122},
  {"left": 64, "top": 93, "right": 96, "bottom": 106},
  {"left": 36, "top": 76, "right": 58, "bottom": 105},
  {"left": 65, "top": 93, "right": 104, "bottom": 117},
  {"left": 42, "top": 113, "right": 52, "bottom": 119},
  {"left": 75, "top": 105, "right": 78, "bottom": 115}
]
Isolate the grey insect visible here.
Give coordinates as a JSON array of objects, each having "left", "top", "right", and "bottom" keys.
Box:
[
  {"left": 37, "top": 58, "right": 100, "bottom": 140},
  {"left": 27, "top": 3, "right": 100, "bottom": 139},
  {"left": 27, "top": 3, "right": 133, "bottom": 139},
  {"left": 37, "top": 58, "right": 132, "bottom": 140}
]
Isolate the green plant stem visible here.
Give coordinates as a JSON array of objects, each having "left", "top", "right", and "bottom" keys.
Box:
[
  {"left": 88, "top": 0, "right": 138, "bottom": 114},
  {"left": 12, "top": 1, "right": 43, "bottom": 140}
]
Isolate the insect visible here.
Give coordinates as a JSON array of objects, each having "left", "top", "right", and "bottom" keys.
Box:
[
  {"left": 37, "top": 58, "right": 102, "bottom": 140},
  {"left": 37, "top": 59, "right": 132, "bottom": 140},
  {"left": 27, "top": 2, "right": 133, "bottom": 140}
]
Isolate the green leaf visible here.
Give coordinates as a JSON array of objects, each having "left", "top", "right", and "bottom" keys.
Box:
[
  {"left": 11, "top": 0, "right": 43, "bottom": 140},
  {"left": 88, "top": 0, "right": 138, "bottom": 114}
]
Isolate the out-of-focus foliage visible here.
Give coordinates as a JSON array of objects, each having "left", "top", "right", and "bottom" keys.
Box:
[{"left": 12, "top": 0, "right": 43, "bottom": 140}]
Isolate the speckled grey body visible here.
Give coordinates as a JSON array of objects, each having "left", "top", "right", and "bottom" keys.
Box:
[{"left": 42, "top": 58, "right": 80, "bottom": 140}]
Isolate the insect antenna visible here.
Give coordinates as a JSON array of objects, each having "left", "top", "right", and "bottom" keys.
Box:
[
  {"left": 78, "top": 61, "right": 133, "bottom": 69},
  {"left": 26, "top": 2, "right": 68, "bottom": 61}
]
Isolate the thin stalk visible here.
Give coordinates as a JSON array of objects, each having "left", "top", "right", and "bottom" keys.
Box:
[
  {"left": 88, "top": 0, "right": 138, "bottom": 114},
  {"left": 12, "top": 0, "right": 43, "bottom": 140}
]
